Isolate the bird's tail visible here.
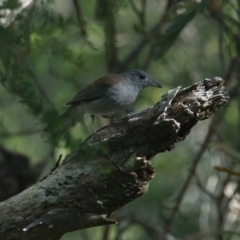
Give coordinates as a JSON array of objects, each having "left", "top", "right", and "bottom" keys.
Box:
[
  {"left": 61, "top": 105, "right": 86, "bottom": 129},
  {"left": 44, "top": 105, "right": 85, "bottom": 134},
  {"left": 60, "top": 105, "right": 78, "bottom": 130}
]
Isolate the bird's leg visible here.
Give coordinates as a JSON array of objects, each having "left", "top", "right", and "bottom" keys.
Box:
[
  {"left": 102, "top": 115, "right": 119, "bottom": 123},
  {"left": 101, "top": 115, "right": 113, "bottom": 119},
  {"left": 91, "top": 115, "right": 96, "bottom": 134}
]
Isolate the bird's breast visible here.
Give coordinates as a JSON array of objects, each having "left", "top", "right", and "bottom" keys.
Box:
[
  {"left": 108, "top": 83, "right": 139, "bottom": 106},
  {"left": 80, "top": 83, "right": 139, "bottom": 117}
]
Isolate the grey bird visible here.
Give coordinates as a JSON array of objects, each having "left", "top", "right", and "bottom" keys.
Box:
[{"left": 61, "top": 69, "right": 162, "bottom": 132}]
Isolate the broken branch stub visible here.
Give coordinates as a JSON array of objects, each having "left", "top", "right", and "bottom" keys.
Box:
[
  {"left": 0, "top": 77, "right": 229, "bottom": 240},
  {"left": 82, "top": 77, "right": 229, "bottom": 156}
]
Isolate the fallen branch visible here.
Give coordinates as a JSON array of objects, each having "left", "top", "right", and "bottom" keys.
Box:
[{"left": 0, "top": 77, "right": 229, "bottom": 240}]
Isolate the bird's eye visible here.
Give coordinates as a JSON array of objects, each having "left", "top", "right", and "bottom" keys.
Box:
[{"left": 139, "top": 74, "right": 145, "bottom": 79}]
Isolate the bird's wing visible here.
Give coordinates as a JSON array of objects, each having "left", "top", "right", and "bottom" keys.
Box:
[{"left": 65, "top": 74, "right": 122, "bottom": 105}]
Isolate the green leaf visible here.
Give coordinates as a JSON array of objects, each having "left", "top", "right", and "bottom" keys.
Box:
[{"left": 154, "top": 9, "right": 197, "bottom": 60}]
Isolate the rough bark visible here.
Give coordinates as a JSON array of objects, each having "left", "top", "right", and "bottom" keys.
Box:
[{"left": 0, "top": 77, "right": 229, "bottom": 240}]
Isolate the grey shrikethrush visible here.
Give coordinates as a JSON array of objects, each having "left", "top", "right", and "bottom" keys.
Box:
[{"left": 61, "top": 69, "right": 162, "bottom": 133}]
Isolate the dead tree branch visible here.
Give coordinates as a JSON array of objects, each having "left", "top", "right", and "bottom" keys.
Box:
[{"left": 0, "top": 77, "right": 229, "bottom": 240}]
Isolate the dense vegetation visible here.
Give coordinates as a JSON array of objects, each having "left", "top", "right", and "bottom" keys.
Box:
[{"left": 0, "top": 0, "right": 239, "bottom": 239}]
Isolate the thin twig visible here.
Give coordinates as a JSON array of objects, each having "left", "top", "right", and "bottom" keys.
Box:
[
  {"left": 72, "top": 0, "right": 87, "bottom": 36},
  {"left": 104, "top": 0, "right": 118, "bottom": 72},
  {"left": 215, "top": 163, "right": 234, "bottom": 240},
  {"left": 142, "top": 0, "right": 172, "bottom": 69},
  {"left": 164, "top": 48, "right": 236, "bottom": 232},
  {"left": 218, "top": 26, "right": 225, "bottom": 72},
  {"left": 195, "top": 173, "right": 217, "bottom": 200},
  {"left": 39, "top": 154, "right": 62, "bottom": 182},
  {"left": 181, "top": 230, "right": 240, "bottom": 240},
  {"left": 129, "top": 0, "right": 147, "bottom": 29},
  {"left": 115, "top": 213, "right": 166, "bottom": 240},
  {"left": 114, "top": 220, "right": 130, "bottom": 240},
  {"left": 21, "top": 60, "right": 54, "bottom": 107},
  {"left": 114, "top": 0, "right": 173, "bottom": 72},
  {"left": 0, "top": 129, "right": 41, "bottom": 138},
  {"left": 164, "top": 117, "right": 216, "bottom": 232},
  {"left": 129, "top": 0, "right": 140, "bottom": 15},
  {"left": 215, "top": 166, "right": 240, "bottom": 177},
  {"left": 102, "top": 225, "right": 110, "bottom": 240}
]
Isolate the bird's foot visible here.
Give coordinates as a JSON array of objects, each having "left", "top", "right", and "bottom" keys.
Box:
[
  {"left": 101, "top": 115, "right": 119, "bottom": 122},
  {"left": 101, "top": 115, "right": 113, "bottom": 119}
]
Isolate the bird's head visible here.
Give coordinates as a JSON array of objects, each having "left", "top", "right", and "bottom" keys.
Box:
[{"left": 125, "top": 69, "right": 162, "bottom": 90}]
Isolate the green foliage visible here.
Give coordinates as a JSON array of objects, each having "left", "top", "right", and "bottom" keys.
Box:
[
  {"left": 154, "top": 9, "right": 197, "bottom": 60},
  {"left": 0, "top": 0, "right": 240, "bottom": 239},
  {"left": 0, "top": 0, "right": 20, "bottom": 9}
]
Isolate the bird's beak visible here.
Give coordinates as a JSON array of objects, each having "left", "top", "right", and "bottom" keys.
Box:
[{"left": 150, "top": 79, "right": 162, "bottom": 88}]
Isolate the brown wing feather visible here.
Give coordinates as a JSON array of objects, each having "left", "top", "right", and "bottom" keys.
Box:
[{"left": 65, "top": 74, "right": 123, "bottom": 105}]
